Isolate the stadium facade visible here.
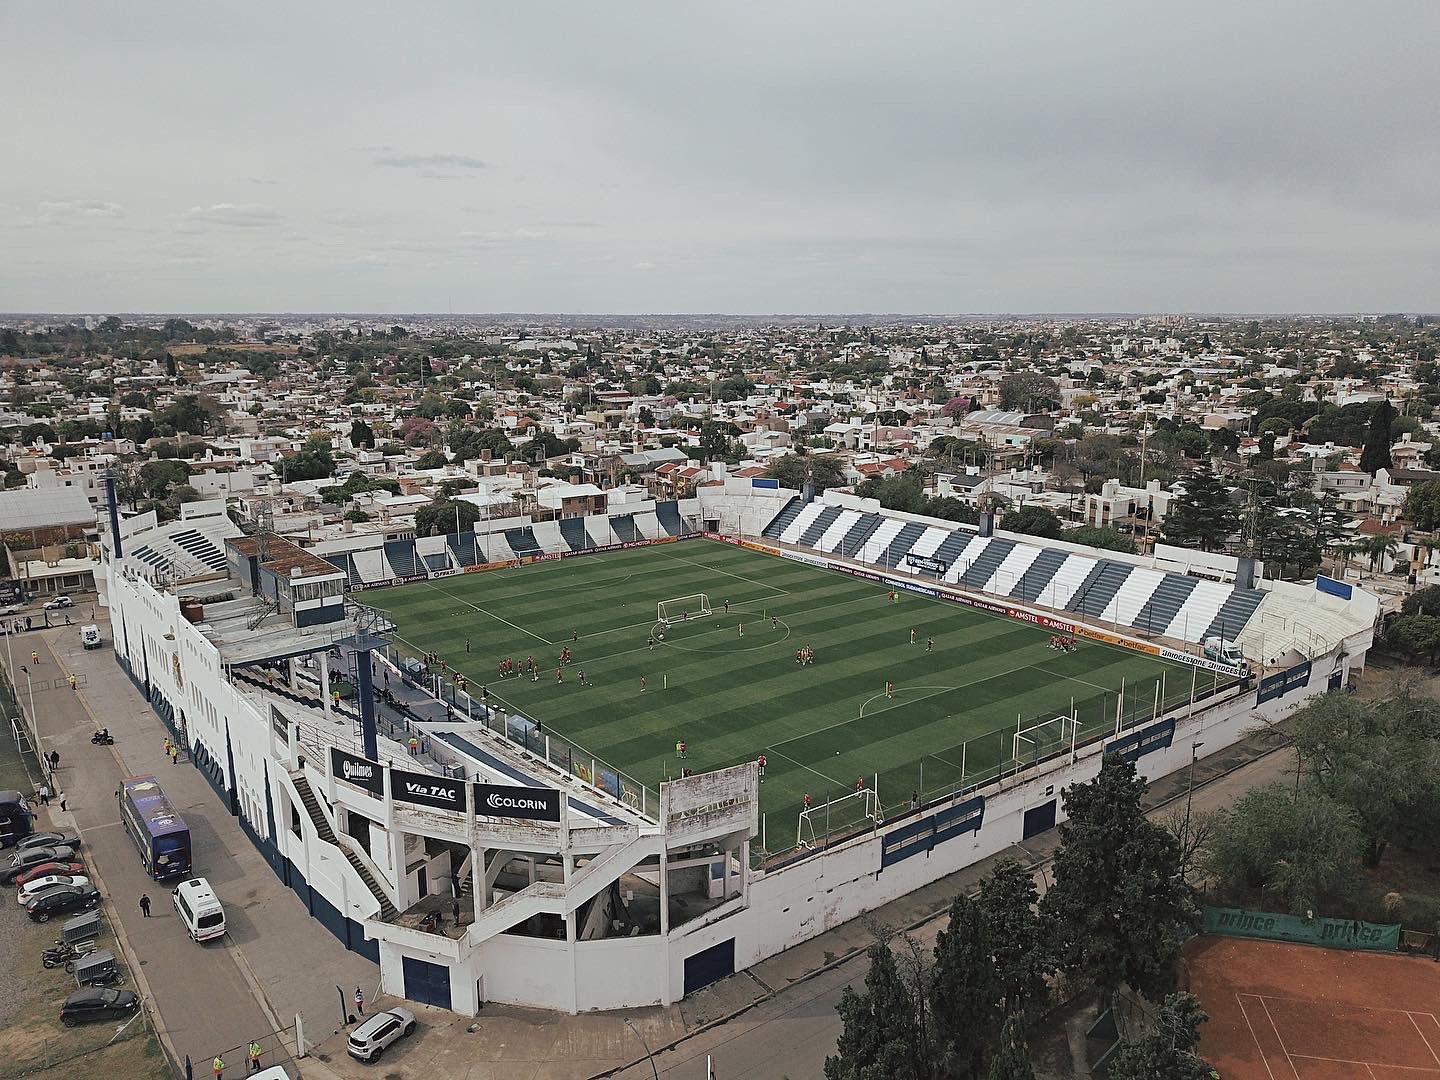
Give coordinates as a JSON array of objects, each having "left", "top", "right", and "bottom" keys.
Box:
[{"left": 97, "top": 480, "right": 1376, "bottom": 1014}]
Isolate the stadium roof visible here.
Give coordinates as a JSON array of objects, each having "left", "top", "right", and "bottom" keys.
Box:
[{"left": 0, "top": 487, "right": 97, "bottom": 531}]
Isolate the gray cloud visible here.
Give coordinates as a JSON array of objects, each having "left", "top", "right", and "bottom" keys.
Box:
[
  {"left": 182, "top": 203, "right": 282, "bottom": 228},
  {"left": 2, "top": 1, "right": 1438, "bottom": 312},
  {"left": 374, "top": 153, "right": 486, "bottom": 171}
]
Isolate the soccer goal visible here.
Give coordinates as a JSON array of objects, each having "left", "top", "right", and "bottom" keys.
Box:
[
  {"left": 657, "top": 593, "right": 712, "bottom": 627},
  {"left": 1013, "top": 713, "right": 1080, "bottom": 766},
  {"left": 797, "top": 787, "right": 881, "bottom": 848}
]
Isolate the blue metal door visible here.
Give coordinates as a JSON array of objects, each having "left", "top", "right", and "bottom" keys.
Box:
[
  {"left": 1022, "top": 799, "right": 1057, "bottom": 840},
  {"left": 683, "top": 938, "right": 735, "bottom": 995},
  {"left": 402, "top": 955, "right": 452, "bottom": 1010}
]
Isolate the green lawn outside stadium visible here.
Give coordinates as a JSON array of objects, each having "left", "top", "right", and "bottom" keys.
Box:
[{"left": 365, "top": 539, "right": 1205, "bottom": 850}]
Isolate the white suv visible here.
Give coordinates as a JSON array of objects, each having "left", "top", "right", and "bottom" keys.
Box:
[{"left": 346, "top": 1007, "right": 416, "bottom": 1062}]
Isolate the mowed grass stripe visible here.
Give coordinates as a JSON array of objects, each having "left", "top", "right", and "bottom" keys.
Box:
[{"left": 367, "top": 539, "right": 1196, "bottom": 821}]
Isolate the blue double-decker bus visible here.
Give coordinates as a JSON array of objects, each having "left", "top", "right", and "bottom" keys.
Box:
[{"left": 118, "top": 776, "right": 191, "bottom": 880}]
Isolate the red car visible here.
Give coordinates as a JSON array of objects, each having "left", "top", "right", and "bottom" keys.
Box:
[{"left": 13, "top": 860, "right": 85, "bottom": 888}]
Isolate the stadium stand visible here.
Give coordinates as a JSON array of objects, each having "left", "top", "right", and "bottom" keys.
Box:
[
  {"left": 171, "top": 528, "right": 229, "bottom": 573},
  {"left": 833, "top": 511, "right": 882, "bottom": 556},
  {"left": 798, "top": 505, "right": 843, "bottom": 547},
  {"left": 351, "top": 548, "right": 388, "bottom": 584},
  {"left": 558, "top": 517, "right": 592, "bottom": 552},
  {"left": 655, "top": 500, "right": 687, "bottom": 536},
  {"left": 761, "top": 496, "right": 804, "bottom": 540},
  {"left": 531, "top": 521, "right": 566, "bottom": 554},
  {"left": 323, "top": 552, "right": 362, "bottom": 588},
  {"left": 383, "top": 538, "right": 424, "bottom": 579},
  {"left": 879, "top": 522, "right": 928, "bottom": 568},
  {"left": 754, "top": 497, "right": 1276, "bottom": 649},
  {"left": 504, "top": 526, "right": 543, "bottom": 556},
  {"left": 422, "top": 552, "right": 450, "bottom": 574},
  {"left": 609, "top": 514, "right": 642, "bottom": 542},
  {"left": 447, "top": 531, "right": 480, "bottom": 568},
  {"left": 633, "top": 511, "right": 665, "bottom": 540}
]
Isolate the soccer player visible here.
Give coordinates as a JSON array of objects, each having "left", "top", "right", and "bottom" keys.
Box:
[
  {"left": 926, "top": 637, "right": 934, "bottom": 653},
  {"left": 803, "top": 792, "right": 812, "bottom": 810},
  {"left": 738, "top": 623, "right": 743, "bottom": 637},
  {"left": 498, "top": 660, "right": 506, "bottom": 679},
  {"left": 556, "top": 667, "right": 563, "bottom": 683},
  {"left": 676, "top": 738, "right": 685, "bottom": 758},
  {"left": 772, "top": 616, "right": 778, "bottom": 630},
  {"left": 885, "top": 680, "right": 894, "bottom": 699},
  {"left": 757, "top": 753, "right": 766, "bottom": 780},
  {"left": 648, "top": 635, "right": 656, "bottom": 650},
  {"left": 855, "top": 775, "right": 866, "bottom": 792},
  {"left": 572, "top": 629, "right": 578, "bottom": 643},
  {"left": 724, "top": 599, "right": 730, "bottom": 614},
  {"left": 910, "top": 628, "right": 917, "bottom": 645},
  {"left": 577, "top": 670, "right": 586, "bottom": 686}
]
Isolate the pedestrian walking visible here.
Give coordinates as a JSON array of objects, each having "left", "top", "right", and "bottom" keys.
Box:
[
  {"left": 171, "top": 745, "right": 179, "bottom": 765},
  {"left": 248, "top": 1042, "right": 262, "bottom": 1073},
  {"left": 212, "top": 1056, "right": 225, "bottom": 1080},
  {"left": 59, "top": 795, "right": 67, "bottom": 811},
  {"left": 38, "top": 783, "right": 50, "bottom": 806},
  {"left": 67, "top": 674, "right": 76, "bottom": 690},
  {"left": 354, "top": 986, "right": 365, "bottom": 1015},
  {"left": 48, "top": 750, "right": 59, "bottom": 771},
  {"left": 408, "top": 736, "right": 418, "bottom": 756},
  {"left": 31, "top": 650, "right": 39, "bottom": 665},
  {"left": 140, "top": 893, "right": 151, "bottom": 917},
  {"left": 164, "top": 737, "right": 173, "bottom": 757}
]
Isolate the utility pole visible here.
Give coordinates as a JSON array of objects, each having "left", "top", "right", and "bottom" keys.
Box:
[{"left": 1181, "top": 740, "right": 1204, "bottom": 877}]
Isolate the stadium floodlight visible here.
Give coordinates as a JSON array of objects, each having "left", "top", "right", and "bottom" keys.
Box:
[{"left": 657, "top": 593, "right": 712, "bottom": 628}]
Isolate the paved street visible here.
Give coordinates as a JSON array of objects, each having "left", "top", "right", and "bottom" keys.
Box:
[{"left": 3, "top": 626, "right": 377, "bottom": 1074}]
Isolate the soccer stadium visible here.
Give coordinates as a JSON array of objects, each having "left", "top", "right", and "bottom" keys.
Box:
[
  {"left": 100, "top": 480, "right": 1378, "bottom": 1013},
  {"left": 366, "top": 539, "right": 1210, "bottom": 849}
]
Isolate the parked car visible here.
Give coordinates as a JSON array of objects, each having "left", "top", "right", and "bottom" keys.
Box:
[
  {"left": 2, "top": 846, "right": 79, "bottom": 884},
  {"left": 346, "top": 1007, "right": 417, "bottom": 1062},
  {"left": 12, "top": 860, "right": 85, "bottom": 888},
  {"left": 43, "top": 596, "right": 74, "bottom": 610},
  {"left": 17, "top": 874, "right": 90, "bottom": 906},
  {"left": 26, "top": 883, "right": 99, "bottom": 921},
  {"left": 14, "top": 832, "right": 80, "bottom": 852},
  {"left": 60, "top": 987, "right": 138, "bottom": 1026}
]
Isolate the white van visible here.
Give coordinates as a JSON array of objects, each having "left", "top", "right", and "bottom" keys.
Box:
[
  {"left": 1203, "top": 636, "right": 1245, "bottom": 667},
  {"left": 80, "top": 625, "right": 102, "bottom": 650},
  {"left": 172, "top": 877, "right": 226, "bottom": 941}
]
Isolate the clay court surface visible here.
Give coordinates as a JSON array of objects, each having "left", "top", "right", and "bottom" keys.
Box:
[{"left": 1186, "top": 935, "right": 1440, "bottom": 1079}]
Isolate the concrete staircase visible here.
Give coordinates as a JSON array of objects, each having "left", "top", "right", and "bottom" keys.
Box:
[{"left": 291, "top": 772, "right": 398, "bottom": 920}]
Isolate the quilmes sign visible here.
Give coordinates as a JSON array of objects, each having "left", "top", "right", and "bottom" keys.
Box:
[
  {"left": 392, "top": 768, "right": 466, "bottom": 813},
  {"left": 329, "top": 749, "right": 384, "bottom": 797},
  {"left": 472, "top": 782, "right": 561, "bottom": 822}
]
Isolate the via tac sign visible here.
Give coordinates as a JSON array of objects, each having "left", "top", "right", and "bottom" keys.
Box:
[
  {"left": 329, "top": 749, "right": 384, "bottom": 797},
  {"left": 472, "top": 782, "right": 561, "bottom": 822},
  {"left": 392, "top": 768, "right": 466, "bottom": 813}
]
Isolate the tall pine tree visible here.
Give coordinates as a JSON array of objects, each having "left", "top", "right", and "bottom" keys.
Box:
[
  {"left": 1359, "top": 401, "right": 1395, "bottom": 475},
  {"left": 1039, "top": 755, "right": 1197, "bottom": 1006},
  {"left": 986, "top": 1016, "right": 1036, "bottom": 1080},
  {"left": 1161, "top": 468, "right": 1240, "bottom": 552},
  {"left": 824, "top": 943, "right": 929, "bottom": 1080}
]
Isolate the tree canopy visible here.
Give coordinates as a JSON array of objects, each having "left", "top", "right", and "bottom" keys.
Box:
[
  {"left": 1040, "top": 755, "right": 1196, "bottom": 1004},
  {"left": 1161, "top": 469, "right": 1239, "bottom": 552},
  {"left": 764, "top": 453, "right": 846, "bottom": 491}
]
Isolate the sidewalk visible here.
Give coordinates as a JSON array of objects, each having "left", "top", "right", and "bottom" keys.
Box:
[{"left": 26, "top": 629, "right": 380, "bottom": 1073}]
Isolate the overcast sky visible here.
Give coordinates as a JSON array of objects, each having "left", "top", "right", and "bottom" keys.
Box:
[{"left": 4, "top": 1, "right": 1438, "bottom": 314}]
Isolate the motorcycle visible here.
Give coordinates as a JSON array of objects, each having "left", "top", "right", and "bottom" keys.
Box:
[
  {"left": 90, "top": 729, "right": 114, "bottom": 745},
  {"left": 41, "top": 941, "right": 94, "bottom": 969}
]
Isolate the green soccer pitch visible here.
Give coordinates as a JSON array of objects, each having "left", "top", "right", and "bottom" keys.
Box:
[{"left": 365, "top": 539, "right": 1205, "bottom": 846}]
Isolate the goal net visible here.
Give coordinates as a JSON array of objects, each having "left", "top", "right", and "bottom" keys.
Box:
[
  {"left": 657, "top": 593, "right": 711, "bottom": 627},
  {"left": 1013, "top": 713, "right": 1079, "bottom": 766},
  {"left": 797, "top": 787, "right": 881, "bottom": 848}
]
